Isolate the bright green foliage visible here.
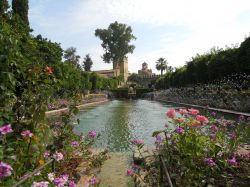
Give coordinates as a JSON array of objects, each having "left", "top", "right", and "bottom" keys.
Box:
[
  {"left": 156, "top": 57, "right": 168, "bottom": 76},
  {"left": 95, "top": 21, "right": 136, "bottom": 69},
  {"left": 90, "top": 73, "right": 103, "bottom": 92},
  {"left": 64, "top": 47, "right": 81, "bottom": 68},
  {"left": 82, "top": 54, "right": 93, "bottom": 71},
  {"left": 12, "top": 0, "right": 29, "bottom": 25},
  {"left": 155, "top": 41, "right": 250, "bottom": 88},
  {"left": 0, "top": 3, "right": 111, "bottom": 186}
]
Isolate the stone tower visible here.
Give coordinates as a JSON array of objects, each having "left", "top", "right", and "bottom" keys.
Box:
[
  {"left": 113, "top": 58, "right": 128, "bottom": 82},
  {"left": 119, "top": 57, "right": 128, "bottom": 82}
]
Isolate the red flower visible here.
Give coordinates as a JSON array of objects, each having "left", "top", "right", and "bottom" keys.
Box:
[{"left": 45, "top": 66, "right": 53, "bottom": 75}]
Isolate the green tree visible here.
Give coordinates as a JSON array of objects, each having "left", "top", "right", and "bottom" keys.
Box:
[
  {"left": 64, "top": 47, "right": 81, "bottom": 68},
  {"left": 237, "top": 36, "right": 250, "bottom": 74},
  {"left": 0, "top": 0, "right": 9, "bottom": 15},
  {"left": 156, "top": 57, "right": 168, "bottom": 76},
  {"left": 95, "top": 21, "right": 136, "bottom": 70},
  {"left": 82, "top": 54, "right": 93, "bottom": 71},
  {"left": 128, "top": 73, "right": 141, "bottom": 83},
  {"left": 12, "top": 0, "right": 29, "bottom": 25}
]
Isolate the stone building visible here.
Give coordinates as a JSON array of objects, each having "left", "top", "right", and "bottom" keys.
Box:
[
  {"left": 138, "top": 62, "right": 154, "bottom": 77},
  {"left": 94, "top": 58, "right": 129, "bottom": 82}
]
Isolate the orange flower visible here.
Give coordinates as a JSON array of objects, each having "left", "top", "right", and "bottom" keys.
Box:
[
  {"left": 39, "top": 159, "right": 45, "bottom": 166},
  {"left": 174, "top": 117, "right": 184, "bottom": 123},
  {"left": 190, "top": 120, "right": 202, "bottom": 127},
  {"left": 45, "top": 66, "right": 53, "bottom": 75}
]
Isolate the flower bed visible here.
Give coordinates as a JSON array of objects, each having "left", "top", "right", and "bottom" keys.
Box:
[
  {"left": 155, "top": 87, "right": 250, "bottom": 112},
  {"left": 129, "top": 108, "right": 250, "bottom": 186},
  {"left": 47, "top": 94, "right": 107, "bottom": 111},
  {"left": 0, "top": 104, "right": 108, "bottom": 187}
]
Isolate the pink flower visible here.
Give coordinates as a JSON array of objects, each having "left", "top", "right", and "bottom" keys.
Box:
[
  {"left": 228, "top": 157, "right": 237, "bottom": 166},
  {"left": 80, "top": 133, "right": 85, "bottom": 140},
  {"left": 0, "top": 124, "right": 13, "bottom": 135},
  {"left": 53, "top": 152, "right": 64, "bottom": 161},
  {"left": 175, "top": 127, "right": 184, "bottom": 133},
  {"left": 228, "top": 132, "right": 236, "bottom": 140},
  {"left": 31, "top": 181, "right": 49, "bottom": 187},
  {"left": 131, "top": 164, "right": 141, "bottom": 170},
  {"left": 126, "top": 169, "right": 134, "bottom": 176},
  {"left": 61, "top": 173, "right": 69, "bottom": 181},
  {"left": 54, "top": 177, "right": 66, "bottom": 187},
  {"left": 0, "top": 161, "right": 13, "bottom": 178},
  {"left": 71, "top": 141, "right": 80, "bottom": 147},
  {"left": 89, "top": 131, "right": 97, "bottom": 139},
  {"left": 54, "top": 121, "right": 62, "bottom": 128},
  {"left": 188, "top": 108, "right": 199, "bottom": 116},
  {"left": 131, "top": 139, "right": 144, "bottom": 145},
  {"left": 21, "top": 130, "right": 33, "bottom": 138},
  {"left": 69, "top": 181, "right": 76, "bottom": 187},
  {"left": 238, "top": 115, "right": 245, "bottom": 121},
  {"left": 44, "top": 150, "right": 50, "bottom": 159},
  {"left": 89, "top": 176, "right": 99, "bottom": 185},
  {"left": 211, "top": 112, "right": 216, "bottom": 117},
  {"left": 166, "top": 108, "right": 176, "bottom": 118},
  {"left": 205, "top": 158, "right": 216, "bottom": 167},
  {"left": 196, "top": 115, "right": 209, "bottom": 123},
  {"left": 179, "top": 108, "right": 188, "bottom": 115}
]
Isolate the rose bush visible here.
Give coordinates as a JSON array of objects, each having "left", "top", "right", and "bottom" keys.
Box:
[{"left": 129, "top": 108, "right": 250, "bottom": 186}]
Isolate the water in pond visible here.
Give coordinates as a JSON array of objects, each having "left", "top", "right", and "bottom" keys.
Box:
[
  {"left": 74, "top": 99, "right": 240, "bottom": 152},
  {"left": 74, "top": 99, "right": 175, "bottom": 152}
]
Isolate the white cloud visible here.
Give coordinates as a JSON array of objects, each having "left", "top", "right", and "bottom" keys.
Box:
[{"left": 29, "top": 0, "right": 250, "bottom": 73}]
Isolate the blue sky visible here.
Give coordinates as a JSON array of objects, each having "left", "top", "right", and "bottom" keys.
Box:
[{"left": 28, "top": 0, "right": 250, "bottom": 73}]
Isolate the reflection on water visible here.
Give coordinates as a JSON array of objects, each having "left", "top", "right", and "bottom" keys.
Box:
[
  {"left": 74, "top": 99, "right": 239, "bottom": 152},
  {"left": 74, "top": 99, "right": 175, "bottom": 152}
]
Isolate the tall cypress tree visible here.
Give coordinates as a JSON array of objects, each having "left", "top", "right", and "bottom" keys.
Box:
[
  {"left": 0, "top": 0, "right": 9, "bottom": 16},
  {"left": 12, "top": 0, "right": 29, "bottom": 25}
]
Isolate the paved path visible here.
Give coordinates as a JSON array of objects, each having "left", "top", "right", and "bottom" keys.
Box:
[{"left": 97, "top": 152, "right": 133, "bottom": 187}]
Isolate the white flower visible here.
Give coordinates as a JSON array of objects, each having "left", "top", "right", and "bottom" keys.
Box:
[
  {"left": 53, "top": 152, "right": 64, "bottom": 161},
  {"left": 47, "top": 172, "right": 55, "bottom": 182},
  {"left": 31, "top": 181, "right": 49, "bottom": 187}
]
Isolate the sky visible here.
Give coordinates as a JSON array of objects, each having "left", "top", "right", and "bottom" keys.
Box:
[{"left": 28, "top": 0, "right": 250, "bottom": 73}]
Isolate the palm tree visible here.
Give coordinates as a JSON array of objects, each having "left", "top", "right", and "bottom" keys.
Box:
[{"left": 156, "top": 57, "right": 168, "bottom": 76}]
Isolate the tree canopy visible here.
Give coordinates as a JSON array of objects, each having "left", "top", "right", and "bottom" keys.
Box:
[
  {"left": 95, "top": 21, "right": 136, "bottom": 69},
  {"left": 63, "top": 47, "right": 81, "bottom": 68},
  {"left": 82, "top": 54, "right": 93, "bottom": 71},
  {"left": 155, "top": 39, "right": 250, "bottom": 89},
  {"left": 12, "top": 0, "right": 29, "bottom": 25},
  {"left": 0, "top": 0, "right": 9, "bottom": 15},
  {"left": 156, "top": 57, "right": 168, "bottom": 76}
]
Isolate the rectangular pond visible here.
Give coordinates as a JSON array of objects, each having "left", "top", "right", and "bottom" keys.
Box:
[{"left": 73, "top": 99, "right": 242, "bottom": 152}]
